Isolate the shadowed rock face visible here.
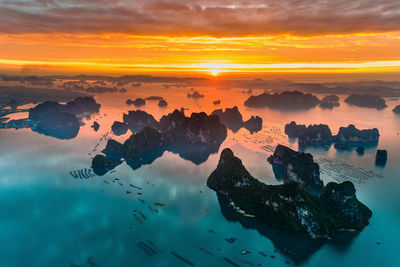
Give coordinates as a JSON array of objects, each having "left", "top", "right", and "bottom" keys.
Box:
[
  {"left": 344, "top": 94, "right": 387, "bottom": 110},
  {"left": 244, "top": 91, "right": 320, "bottom": 110},
  {"left": 207, "top": 148, "right": 372, "bottom": 239},
  {"left": 268, "top": 144, "right": 323, "bottom": 192}
]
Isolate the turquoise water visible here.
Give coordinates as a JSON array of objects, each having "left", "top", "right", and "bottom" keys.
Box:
[{"left": 1, "top": 85, "right": 400, "bottom": 266}]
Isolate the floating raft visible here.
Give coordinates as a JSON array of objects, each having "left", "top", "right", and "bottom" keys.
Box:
[
  {"left": 223, "top": 257, "right": 240, "bottom": 267},
  {"left": 171, "top": 252, "right": 195, "bottom": 266}
]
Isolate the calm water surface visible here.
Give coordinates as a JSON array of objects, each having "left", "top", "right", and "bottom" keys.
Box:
[{"left": 1, "top": 84, "right": 400, "bottom": 266}]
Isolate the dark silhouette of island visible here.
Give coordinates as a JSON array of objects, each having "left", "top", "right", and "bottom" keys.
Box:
[
  {"left": 213, "top": 100, "right": 221, "bottom": 105},
  {"left": 91, "top": 121, "right": 100, "bottom": 131},
  {"left": 145, "top": 96, "right": 164, "bottom": 101},
  {"left": 27, "top": 96, "right": 100, "bottom": 139},
  {"left": 111, "top": 121, "right": 128, "bottom": 136},
  {"left": 187, "top": 91, "right": 204, "bottom": 99},
  {"left": 126, "top": 98, "right": 146, "bottom": 107},
  {"left": 244, "top": 91, "right": 320, "bottom": 110},
  {"left": 211, "top": 106, "right": 262, "bottom": 133},
  {"left": 285, "top": 121, "right": 379, "bottom": 148},
  {"left": 93, "top": 109, "right": 227, "bottom": 175},
  {"left": 122, "top": 110, "right": 159, "bottom": 133},
  {"left": 319, "top": 95, "right": 340, "bottom": 109},
  {"left": 158, "top": 99, "right": 168, "bottom": 107},
  {"left": 344, "top": 94, "right": 387, "bottom": 109},
  {"left": 207, "top": 147, "right": 371, "bottom": 239},
  {"left": 392, "top": 105, "right": 400, "bottom": 114}
]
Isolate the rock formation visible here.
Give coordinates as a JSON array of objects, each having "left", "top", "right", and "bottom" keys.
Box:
[
  {"left": 344, "top": 94, "right": 387, "bottom": 109},
  {"left": 267, "top": 145, "right": 323, "bottom": 191},
  {"left": 244, "top": 91, "right": 320, "bottom": 110},
  {"left": 207, "top": 148, "right": 372, "bottom": 238}
]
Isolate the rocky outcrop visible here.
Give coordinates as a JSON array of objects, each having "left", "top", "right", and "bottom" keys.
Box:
[
  {"left": 211, "top": 106, "right": 262, "bottom": 133},
  {"left": 284, "top": 121, "right": 332, "bottom": 146},
  {"left": 211, "top": 106, "right": 243, "bottom": 132},
  {"left": 207, "top": 148, "right": 372, "bottom": 238},
  {"left": 344, "top": 94, "right": 387, "bottom": 109},
  {"left": 102, "top": 139, "right": 124, "bottom": 159},
  {"left": 335, "top": 124, "right": 379, "bottom": 143},
  {"left": 91, "top": 155, "right": 122, "bottom": 176},
  {"left": 122, "top": 127, "right": 167, "bottom": 160},
  {"left": 243, "top": 116, "right": 262, "bottom": 133},
  {"left": 111, "top": 121, "right": 128, "bottom": 136},
  {"left": 319, "top": 95, "right": 339, "bottom": 109},
  {"left": 158, "top": 99, "right": 168, "bottom": 107},
  {"left": 122, "top": 110, "right": 159, "bottom": 133},
  {"left": 66, "top": 96, "right": 100, "bottom": 114},
  {"left": 126, "top": 98, "right": 146, "bottom": 107},
  {"left": 34, "top": 111, "right": 80, "bottom": 139},
  {"left": 91, "top": 121, "right": 100, "bottom": 131},
  {"left": 28, "top": 97, "right": 100, "bottom": 139},
  {"left": 187, "top": 91, "right": 204, "bottom": 99},
  {"left": 375, "top": 149, "right": 387, "bottom": 166},
  {"left": 244, "top": 91, "right": 320, "bottom": 110},
  {"left": 159, "top": 110, "right": 227, "bottom": 145},
  {"left": 213, "top": 100, "right": 221, "bottom": 105},
  {"left": 267, "top": 145, "right": 323, "bottom": 191},
  {"left": 285, "top": 122, "right": 380, "bottom": 147},
  {"left": 392, "top": 105, "right": 400, "bottom": 114}
]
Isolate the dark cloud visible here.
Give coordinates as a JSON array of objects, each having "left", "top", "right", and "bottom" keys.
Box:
[{"left": 0, "top": 0, "right": 400, "bottom": 36}]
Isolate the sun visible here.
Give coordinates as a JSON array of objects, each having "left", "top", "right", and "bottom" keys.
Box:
[{"left": 209, "top": 69, "right": 220, "bottom": 76}]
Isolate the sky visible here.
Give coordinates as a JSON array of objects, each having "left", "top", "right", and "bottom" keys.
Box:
[{"left": 1, "top": 0, "right": 400, "bottom": 78}]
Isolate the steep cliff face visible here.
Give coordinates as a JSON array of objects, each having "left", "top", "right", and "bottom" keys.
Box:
[
  {"left": 267, "top": 145, "right": 323, "bottom": 192},
  {"left": 207, "top": 148, "right": 372, "bottom": 239}
]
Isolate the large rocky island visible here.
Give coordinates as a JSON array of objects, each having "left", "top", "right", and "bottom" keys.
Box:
[
  {"left": 207, "top": 147, "right": 372, "bottom": 239},
  {"left": 244, "top": 91, "right": 320, "bottom": 110},
  {"left": 344, "top": 94, "right": 387, "bottom": 109}
]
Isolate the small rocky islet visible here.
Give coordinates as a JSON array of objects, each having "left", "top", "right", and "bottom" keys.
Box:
[
  {"left": 211, "top": 106, "right": 262, "bottom": 133},
  {"left": 207, "top": 147, "right": 372, "bottom": 239}
]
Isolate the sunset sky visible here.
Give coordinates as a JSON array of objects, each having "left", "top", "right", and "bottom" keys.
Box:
[{"left": 1, "top": 0, "right": 400, "bottom": 78}]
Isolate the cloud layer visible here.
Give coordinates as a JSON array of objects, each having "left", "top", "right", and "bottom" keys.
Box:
[{"left": 1, "top": 0, "right": 400, "bottom": 36}]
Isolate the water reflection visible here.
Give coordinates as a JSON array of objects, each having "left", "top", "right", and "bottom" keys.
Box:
[{"left": 216, "top": 193, "right": 358, "bottom": 265}]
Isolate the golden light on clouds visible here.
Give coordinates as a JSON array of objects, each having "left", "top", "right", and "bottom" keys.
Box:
[{"left": 1, "top": 32, "right": 400, "bottom": 76}]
